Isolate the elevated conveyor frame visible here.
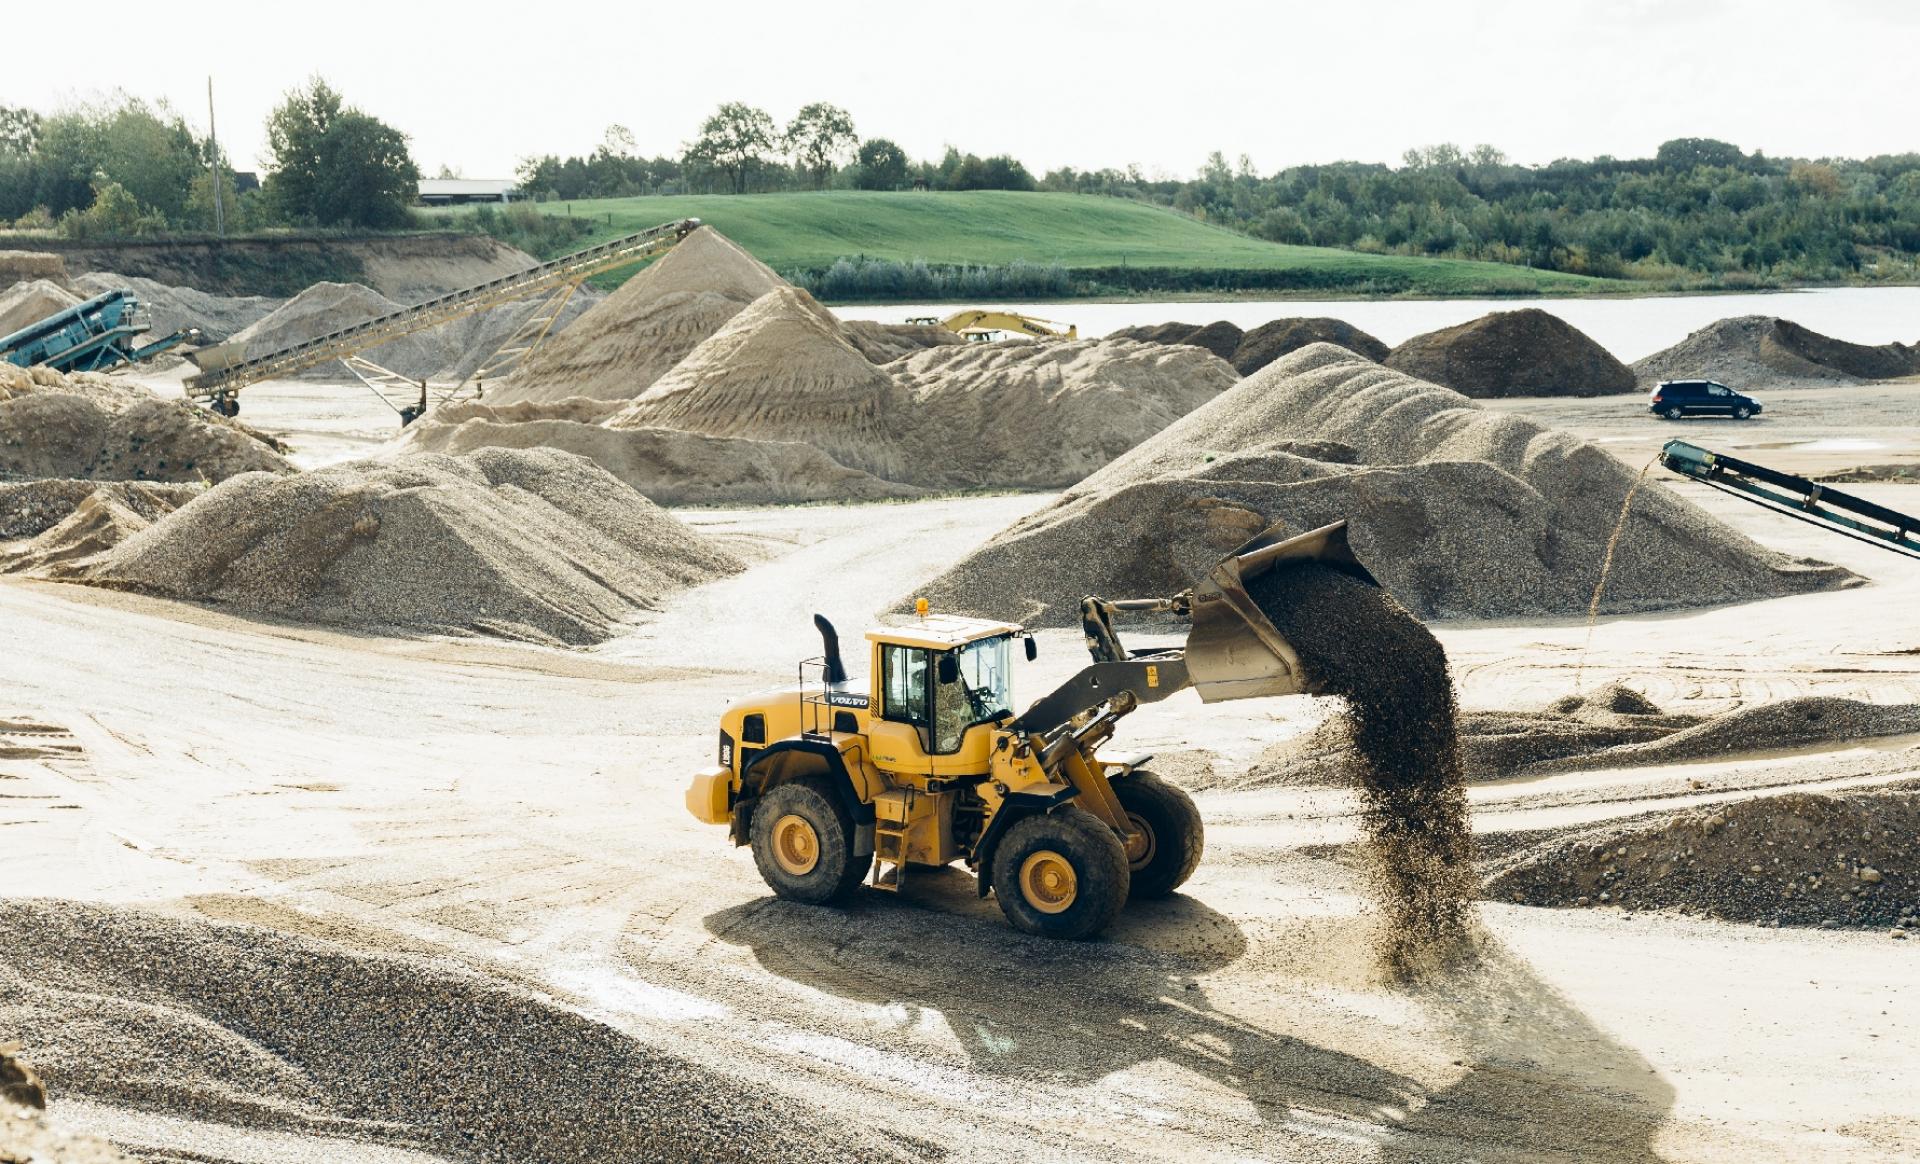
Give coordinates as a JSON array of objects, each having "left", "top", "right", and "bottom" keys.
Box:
[{"left": 1660, "top": 439, "right": 1920, "bottom": 560}]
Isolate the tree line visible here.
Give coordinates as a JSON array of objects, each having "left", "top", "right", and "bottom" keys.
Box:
[
  {"left": 514, "top": 101, "right": 1036, "bottom": 199},
  {"left": 0, "top": 78, "right": 418, "bottom": 237}
]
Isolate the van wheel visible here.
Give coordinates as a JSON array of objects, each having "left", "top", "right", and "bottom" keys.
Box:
[
  {"left": 1734, "top": 406, "right": 1752, "bottom": 420},
  {"left": 1113, "top": 771, "right": 1204, "bottom": 898},
  {"left": 992, "top": 807, "right": 1129, "bottom": 940},
  {"left": 1664, "top": 406, "right": 1684, "bottom": 420},
  {"left": 750, "top": 778, "right": 869, "bottom": 904}
]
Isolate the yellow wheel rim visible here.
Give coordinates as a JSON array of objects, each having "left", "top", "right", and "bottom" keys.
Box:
[
  {"left": 1123, "top": 813, "right": 1157, "bottom": 869},
  {"left": 1019, "top": 849, "right": 1078, "bottom": 914},
  {"left": 771, "top": 814, "right": 820, "bottom": 876}
]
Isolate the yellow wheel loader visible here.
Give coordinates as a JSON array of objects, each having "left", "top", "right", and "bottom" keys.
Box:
[{"left": 685, "top": 521, "right": 1374, "bottom": 939}]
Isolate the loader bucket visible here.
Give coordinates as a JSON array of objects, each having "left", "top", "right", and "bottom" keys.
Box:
[{"left": 1184, "top": 520, "right": 1377, "bottom": 703}]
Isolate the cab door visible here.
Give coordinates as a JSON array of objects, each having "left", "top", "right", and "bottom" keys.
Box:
[{"left": 867, "top": 642, "right": 934, "bottom": 778}]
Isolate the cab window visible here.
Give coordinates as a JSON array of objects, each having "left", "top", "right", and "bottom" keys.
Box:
[
  {"left": 881, "top": 637, "right": 1016, "bottom": 755},
  {"left": 881, "top": 645, "right": 930, "bottom": 738}
]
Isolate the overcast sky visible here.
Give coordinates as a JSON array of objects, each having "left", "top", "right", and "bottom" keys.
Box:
[{"left": 5, "top": 0, "right": 1916, "bottom": 181}]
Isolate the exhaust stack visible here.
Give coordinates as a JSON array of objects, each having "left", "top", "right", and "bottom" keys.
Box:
[{"left": 812, "top": 614, "right": 848, "bottom": 684}]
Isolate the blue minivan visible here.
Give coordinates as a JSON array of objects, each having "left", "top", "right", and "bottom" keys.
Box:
[{"left": 1649, "top": 379, "right": 1763, "bottom": 420}]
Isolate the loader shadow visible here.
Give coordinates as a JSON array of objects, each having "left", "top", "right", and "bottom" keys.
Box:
[{"left": 703, "top": 873, "right": 1674, "bottom": 1161}]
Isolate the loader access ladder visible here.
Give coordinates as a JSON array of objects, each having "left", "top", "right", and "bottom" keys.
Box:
[
  {"left": 1660, "top": 439, "right": 1920, "bottom": 560},
  {"left": 183, "top": 217, "right": 702, "bottom": 420}
]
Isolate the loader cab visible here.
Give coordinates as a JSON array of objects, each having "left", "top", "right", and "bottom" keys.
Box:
[{"left": 865, "top": 615, "right": 1025, "bottom": 778}]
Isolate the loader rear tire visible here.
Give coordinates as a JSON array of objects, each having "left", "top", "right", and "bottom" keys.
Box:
[
  {"left": 992, "top": 806, "right": 1128, "bottom": 940},
  {"left": 1114, "top": 770, "right": 1204, "bottom": 899},
  {"left": 750, "top": 778, "right": 869, "bottom": 905}
]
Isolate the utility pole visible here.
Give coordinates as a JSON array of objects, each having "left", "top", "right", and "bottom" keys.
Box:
[{"left": 207, "top": 76, "right": 225, "bottom": 237}]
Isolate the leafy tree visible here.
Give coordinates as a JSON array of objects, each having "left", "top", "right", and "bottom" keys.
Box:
[
  {"left": 785, "top": 103, "right": 857, "bottom": 190},
  {"left": 855, "top": 137, "right": 909, "bottom": 190},
  {"left": 96, "top": 98, "right": 201, "bottom": 221},
  {"left": 684, "top": 102, "right": 777, "bottom": 194},
  {"left": 0, "top": 107, "right": 39, "bottom": 156},
  {"left": 265, "top": 77, "right": 418, "bottom": 228},
  {"left": 1655, "top": 137, "right": 1746, "bottom": 171}
]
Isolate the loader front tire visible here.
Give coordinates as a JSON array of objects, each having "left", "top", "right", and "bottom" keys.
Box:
[
  {"left": 992, "top": 807, "right": 1128, "bottom": 940},
  {"left": 750, "top": 778, "right": 869, "bottom": 905},
  {"left": 1114, "top": 770, "right": 1205, "bottom": 899}
]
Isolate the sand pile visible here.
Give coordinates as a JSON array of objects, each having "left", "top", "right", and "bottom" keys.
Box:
[
  {"left": 909, "top": 345, "right": 1853, "bottom": 625},
  {"left": 1240, "top": 688, "right": 1920, "bottom": 789},
  {"left": 397, "top": 402, "right": 918, "bottom": 506},
  {"left": 492, "top": 226, "right": 785, "bottom": 406},
  {"left": 0, "top": 479, "right": 197, "bottom": 540},
  {"left": 1632, "top": 315, "right": 1920, "bottom": 390},
  {"left": 58, "top": 449, "right": 742, "bottom": 644},
  {"left": 0, "top": 900, "right": 910, "bottom": 1164},
  {"left": 1249, "top": 561, "right": 1476, "bottom": 978},
  {"left": 1484, "top": 787, "right": 1920, "bottom": 929},
  {"left": 0, "top": 364, "right": 290, "bottom": 483},
  {"left": 1386, "top": 308, "right": 1635, "bottom": 397},
  {"left": 842, "top": 319, "right": 964, "bottom": 364},
  {"left": 609, "top": 286, "right": 905, "bottom": 479},
  {"left": 0, "top": 279, "right": 81, "bottom": 337},
  {"left": 1, "top": 490, "right": 177, "bottom": 578},
  {"left": 73, "top": 271, "right": 280, "bottom": 343},
  {"left": 884, "top": 337, "right": 1237, "bottom": 490},
  {"left": 0, "top": 250, "right": 68, "bottom": 289},
  {"left": 1232, "top": 317, "right": 1389, "bottom": 374},
  {"left": 232, "top": 281, "right": 450, "bottom": 381}
]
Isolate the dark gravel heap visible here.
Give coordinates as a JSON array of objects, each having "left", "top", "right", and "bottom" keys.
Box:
[
  {"left": 1386, "top": 308, "right": 1635, "bottom": 398},
  {"left": 1484, "top": 789, "right": 1920, "bottom": 929},
  {"left": 1246, "top": 561, "right": 1477, "bottom": 979},
  {"left": 1232, "top": 317, "right": 1389, "bottom": 374},
  {"left": 0, "top": 900, "right": 913, "bottom": 1164},
  {"left": 1630, "top": 315, "right": 1920, "bottom": 390}
]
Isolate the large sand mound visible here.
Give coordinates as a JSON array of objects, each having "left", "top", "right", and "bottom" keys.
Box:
[
  {"left": 397, "top": 403, "right": 919, "bottom": 506},
  {"left": 1233, "top": 317, "right": 1389, "bottom": 374},
  {"left": 0, "top": 365, "right": 290, "bottom": 483},
  {"left": 608, "top": 286, "right": 904, "bottom": 479},
  {"left": 0, "top": 279, "right": 81, "bottom": 337},
  {"left": 1483, "top": 787, "right": 1920, "bottom": 928},
  {"left": 58, "top": 448, "right": 742, "bottom": 644},
  {"left": 0, "top": 900, "right": 910, "bottom": 1163},
  {"left": 1386, "top": 308, "right": 1635, "bottom": 397},
  {"left": 885, "top": 337, "right": 1237, "bottom": 490},
  {"left": 232, "top": 281, "right": 449, "bottom": 382},
  {"left": 909, "top": 345, "right": 1854, "bottom": 625},
  {"left": 492, "top": 226, "right": 785, "bottom": 406},
  {"left": 1632, "top": 315, "right": 1920, "bottom": 390},
  {"left": 74, "top": 272, "right": 280, "bottom": 344}
]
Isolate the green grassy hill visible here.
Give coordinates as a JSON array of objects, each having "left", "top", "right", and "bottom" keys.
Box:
[{"left": 441, "top": 191, "right": 1614, "bottom": 297}]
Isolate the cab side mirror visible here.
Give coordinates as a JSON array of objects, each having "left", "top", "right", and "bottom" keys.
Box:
[
  {"left": 1024, "top": 637, "right": 1038, "bottom": 662},
  {"left": 937, "top": 654, "right": 959, "bottom": 685}
]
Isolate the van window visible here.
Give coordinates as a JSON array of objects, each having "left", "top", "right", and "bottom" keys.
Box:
[{"left": 1708, "top": 384, "right": 1729, "bottom": 396}]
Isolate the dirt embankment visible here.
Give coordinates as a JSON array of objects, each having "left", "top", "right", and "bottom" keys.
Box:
[
  {"left": 1385, "top": 308, "right": 1635, "bottom": 397},
  {"left": 0, "top": 365, "right": 290, "bottom": 484},
  {"left": 1632, "top": 315, "right": 1920, "bottom": 390},
  {"left": 24, "top": 232, "right": 538, "bottom": 299},
  {"left": 907, "top": 344, "right": 1854, "bottom": 626},
  {"left": 31, "top": 448, "right": 743, "bottom": 645}
]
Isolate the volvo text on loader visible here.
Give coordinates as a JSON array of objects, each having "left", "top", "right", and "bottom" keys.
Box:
[{"left": 686, "top": 521, "right": 1374, "bottom": 939}]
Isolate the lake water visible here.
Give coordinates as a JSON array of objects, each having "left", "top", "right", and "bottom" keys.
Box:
[{"left": 834, "top": 286, "right": 1920, "bottom": 364}]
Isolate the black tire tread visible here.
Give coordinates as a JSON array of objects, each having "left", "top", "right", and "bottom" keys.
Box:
[
  {"left": 1113, "top": 769, "right": 1205, "bottom": 899},
  {"left": 990, "top": 806, "right": 1129, "bottom": 940},
  {"left": 749, "top": 777, "right": 869, "bottom": 905}
]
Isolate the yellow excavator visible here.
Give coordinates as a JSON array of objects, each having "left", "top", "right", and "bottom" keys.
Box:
[
  {"left": 904, "top": 310, "right": 1079, "bottom": 342},
  {"left": 686, "top": 521, "right": 1370, "bottom": 939}
]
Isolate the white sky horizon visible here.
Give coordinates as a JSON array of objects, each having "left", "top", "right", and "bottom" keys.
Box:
[{"left": 5, "top": 0, "right": 1916, "bottom": 183}]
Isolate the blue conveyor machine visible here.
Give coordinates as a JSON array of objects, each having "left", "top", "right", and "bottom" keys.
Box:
[{"left": 0, "top": 289, "right": 201, "bottom": 374}]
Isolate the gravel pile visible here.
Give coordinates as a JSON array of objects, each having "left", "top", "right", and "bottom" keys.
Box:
[
  {"left": 608, "top": 286, "right": 903, "bottom": 479},
  {"left": 231, "top": 281, "right": 450, "bottom": 382},
  {"left": 397, "top": 404, "right": 919, "bottom": 506},
  {"left": 842, "top": 319, "right": 964, "bottom": 364},
  {"left": 908, "top": 345, "right": 1854, "bottom": 625},
  {"left": 0, "top": 278, "right": 80, "bottom": 337},
  {"left": 1483, "top": 788, "right": 1920, "bottom": 929},
  {"left": 1108, "top": 320, "right": 1243, "bottom": 361},
  {"left": 0, "top": 900, "right": 911, "bottom": 1163},
  {"left": 61, "top": 448, "right": 743, "bottom": 644},
  {"left": 884, "top": 336, "right": 1236, "bottom": 490},
  {"left": 1232, "top": 317, "right": 1389, "bottom": 374},
  {"left": 1240, "top": 687, "right": 1920, "bottom": 789},
  {"left": 492, "top": 226, "right": 785, "bottom": 405},
  {"left": 0, "top": 479, "right": 198, "bottom": 539},
  {"left": 1, "top": 490, "right": 172, "bottom": 578},
  {"left": 1248, "top": 561, "right": 1476, "bottom": 979},
  {"left": 1386, "top": 308, "right": 1635, "bottom": 397},
  {"left": 73, "top": 272, "right": 280, "bottom": 344},
  {"left": 0, "top": 364, "right": 290, "bottom": 484},
  {"left": 1631, "top": 315, "right": 1920, "bottom": 390}
]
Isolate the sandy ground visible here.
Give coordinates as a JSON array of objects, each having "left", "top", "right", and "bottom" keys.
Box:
[{"left": 5, "top": 386, "right": 1919, "bottom": 1162}]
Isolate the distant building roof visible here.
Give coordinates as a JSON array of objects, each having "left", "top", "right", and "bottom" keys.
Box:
[{"left": 418, "top": 178, "right": 518, "bottom": 197}]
